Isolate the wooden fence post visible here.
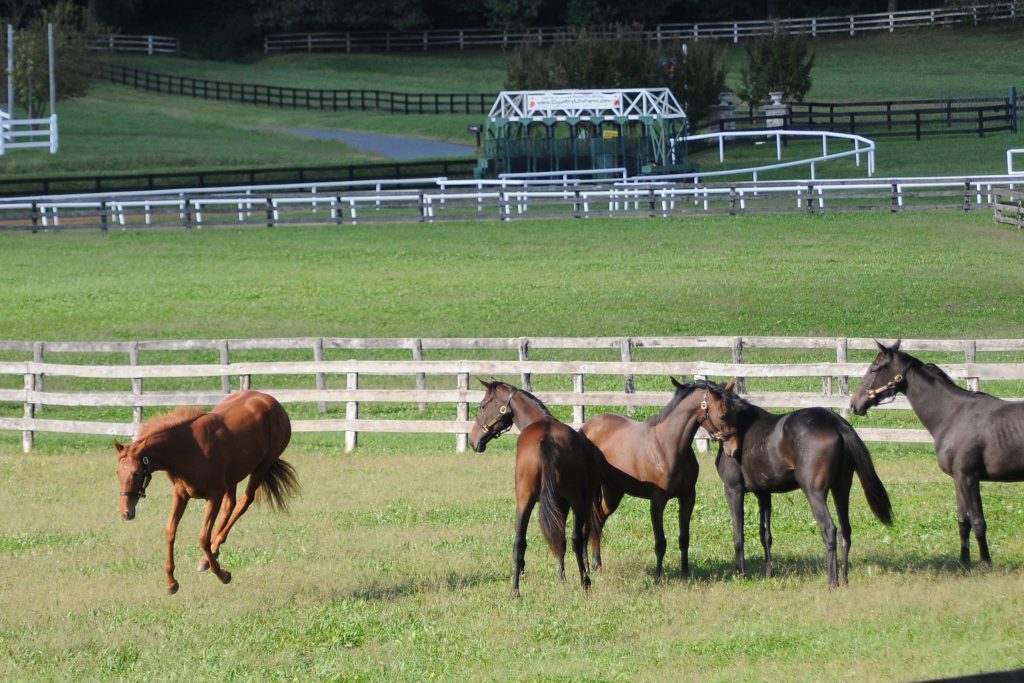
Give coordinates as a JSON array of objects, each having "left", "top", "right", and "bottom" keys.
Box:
[
  {"left": 345, "top": 371, "right": 359, "bottom": 452},
  {"left": 412, "top": 338, "right": 427, "bottom": 411},
  {"left": 731, "top": 336, "right": 746, "bottom": 394},
  {"left": 836, "top": 337, "right": 850, "bottom": 417},
  {"left": 130, "top": 341, "right": 143, "bottom": 431},
  {"left": 219, "top": 340, "right": 231, "bottom": 394},
  {"left": 22, "top": 372, "right": 34, "bottom": 453},
  {"left": 620, "top": 337, "right": 636, "bottom": 415},
  {"left": 314, "top": 337, "right": 327, "bottom": 414},
  {"left": 573, "top": 373, "right": 585, "bottom": 427},
  {"left": 457, "top": 372, "right": 469, "bottom": 453},
  {"left": 965, "top": 340, "right": 979, "bottom": 392},
  {"left": 32, "top": 341, "right": 44, "bottom": 413},
  {"left": 518, "top": 338, "right": 531, "bottom": 391}
]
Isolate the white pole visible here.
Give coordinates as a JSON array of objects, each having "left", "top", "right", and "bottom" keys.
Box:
[{"left": 47, "top": 24, "right": 55, "bottom": 116}]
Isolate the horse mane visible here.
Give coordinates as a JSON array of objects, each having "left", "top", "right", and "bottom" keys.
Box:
[
  {"left": 491, "top": 380, "right": 553, "bottom": 417},
  {"left": 136, "top": 406, "right": 207, "bottom": 440},
  {"left": 648, "top": 379, "right": 733, "bottom": 425}
]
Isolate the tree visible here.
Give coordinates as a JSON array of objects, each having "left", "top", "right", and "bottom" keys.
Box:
[
  {"left": 736, "top": 29, "right": 815, "bottom": 105},
  {"left": 5, "top": 1, "right": 100, "bottom": 117}
]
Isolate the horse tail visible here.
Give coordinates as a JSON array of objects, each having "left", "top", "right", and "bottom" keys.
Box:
[
  {"left": 537, "top": 428, "right": 568, "bottom": 556},
  {"left": 257, "top": 458, "right": 300, "bottom": 512},
  {"left": 586, "top": 439, "right": 606, "bottom": 537},
  {"left": 838, "top": 419, "right": 893, "bottom": 526}
]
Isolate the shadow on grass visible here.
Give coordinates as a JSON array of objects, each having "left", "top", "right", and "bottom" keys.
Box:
[{"left": 349, "top": 568, "right": 507, "bottom": 602}]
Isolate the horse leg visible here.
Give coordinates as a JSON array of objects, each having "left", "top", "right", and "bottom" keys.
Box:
[
  {"left": 677, "top": 485, "right": 696, "bottom": 578},
  {"left": 164, "top": 492, "right": 188, "bottom": 594},
  {"left": 200, "top": 486, "right": 237, "bottom": 572},
  {"left": 805, "top": 489, "right": 838, "bottom": 588},
  {"left": 832, "top": 477, "right": 854, "bottom": 586},
  {"left": 199, "top": 495, "right": 232, "bottom": 585},
  {"left": 555, "top": 499, "right": 570, "bottom": 582},
  {"left": 755, "top": 492, "right": 774, "bottom": 578},
  {"left": 590, "top": 486, "right": 623, "bottom": 571},
  {"left": 725, "top": 486, "right": 746, "bottom": 577},
  {"left": 953, "top": 473, "right": 973, "bottom": 566},
  {"left": 209, "top": 478, "right": 263, "bottom": 563},
  {"left": 571, "top": 502, "right": 591, "bottom": 591},
  {"left": 511, "top": 496, "right": 536, "bottom": 599},
  {"left": 649, "top": 496, "right": 668, "bottom": 584},
  {"left": 957, "top": 472, "right": 991, "bottom": 566}
]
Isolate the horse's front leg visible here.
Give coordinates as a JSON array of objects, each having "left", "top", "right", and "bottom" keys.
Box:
[
  {"left": 649, "top": 496, "right": 668, "bottom": 583},
  {"left": 755, "top": 492, "right": 774, "bottom": 578},
  {"left": 677, "top": 484, "right": 696, "bottom": 578},
  {"left": 165, "top": 491, "right": 189, "bottom": 594},
  {"left": 725, "top": 486, "right": 746, "bottom": 577},
  {"left": 199, "top": 495, "right": 232, "bottom": 585}
]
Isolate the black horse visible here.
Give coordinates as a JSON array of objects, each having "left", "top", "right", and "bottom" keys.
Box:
[
  {"left": 718, "top": 381, "right": 893, "bottom": 587},
  {"left": 851, "top": 339, "right": 1024, "bottom": 566}
]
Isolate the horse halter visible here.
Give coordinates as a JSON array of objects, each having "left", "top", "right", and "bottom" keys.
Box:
[
  {"left": 120, "top": 456, "right": 152, "bottom": 500},
  {"left": 480, "top": 389, "right": 518, "bottom": 439},
  {"left": 698, "top": 389, "right": 737, "bottom": 446},
  {"left": 865, "top": 364, "right": 912, "bottom": 404}
]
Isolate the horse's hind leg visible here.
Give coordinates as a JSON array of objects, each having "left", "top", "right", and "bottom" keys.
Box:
[
  {"left": 590, "top": 486, "right": 623, "bottom": 571},
  {"left": 677, "top": 485, "right": 696, "bottom": 578},
  {"left": 210, "top": 476, "right": 263, "bottom": 560},
  {"left": 570, "top": 503, "right": 591, "bottom": 591},
  {"left": 956, "top": 472, "right": 991, "bottom": 566},
  {"left": 200, "top": 485, "right": 237, "bottom": 572},
  {"left": 805, "top": 489, "right": 838, "bottom": 588},
  {"left": 199, "top": 495, "right": 232, "bottom": 585},
  {"left": 511, "top": 497, "right": 536, "bottom": 598},
  {"left": 755, "top": 492, "right": 774, "bottom": 578},
  {"left": 832, "top": 474, "right": 854, "bottom": 586},
  {"left": 725, "top": 486, "right": 746, "bottom": 577}
]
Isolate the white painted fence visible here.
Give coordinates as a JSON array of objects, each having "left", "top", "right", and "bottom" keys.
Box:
[
  {"left": 0, "top": 173, "right": 1021, "bottom": 232},
  {"left": 263, "top": 3, "right": 1021, "bottom": 53},
  {"left": 0, "top": 110, "right": 58, "bottom": 155},
  {"left": 89, "top": 34, "right": 179, "bottom": 55},
  {"left": 2, "top": 335, "right": 1022, "bottom": 453}
]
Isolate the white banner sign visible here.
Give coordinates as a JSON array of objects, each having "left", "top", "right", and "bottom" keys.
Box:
[{"left": 526, "top": 92, "right": 622, "bottom": 113}]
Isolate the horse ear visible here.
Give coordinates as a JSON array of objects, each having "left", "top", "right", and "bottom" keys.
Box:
[
  {"left": 477, "top": 378, "right": 490, "bottom": 388},
  {"left": 670, "top": 376, "right": 685, "bottom": 390},
  {"left": 724, "top": 378, "right": 737, "bottom": 392},
  {"left": 892, "top": 338, "right": 902, "bottom": 352},
  {"left": 114, "top": 439, "right": 125, "bottom": 455},
  {"left": 874, "top": 339, "right": 887, "bottom": 353}
]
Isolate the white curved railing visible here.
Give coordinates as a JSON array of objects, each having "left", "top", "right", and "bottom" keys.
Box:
[{"left": 1008, "top": 149, "right": 1024, "bottom": 175}]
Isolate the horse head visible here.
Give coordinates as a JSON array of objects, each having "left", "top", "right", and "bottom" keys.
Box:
[
  {"left": 692, "top": 377, "right": 743, "bottom": 458},
  {"left": 115, "top": 439, "right": 152, "bottom": 521},
  {"left": 850, "top": 339, "right": 912, "bottom": 416},
  {"left": 469, "top": 379, "right": 517, "bottom": 453}
]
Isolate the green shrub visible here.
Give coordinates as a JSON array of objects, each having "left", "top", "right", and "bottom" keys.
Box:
[{"left": 737, "top": 29, "right": 815, "bottom": 105}]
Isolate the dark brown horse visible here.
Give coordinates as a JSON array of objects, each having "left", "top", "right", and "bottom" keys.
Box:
[
  {"left": 719, "top": 382, "right": 893, "bottom": 587},
  {"left": 852, "top": 339, "right": 1024, "bottom": 566},
  {"left": 116, "top": 390, "right": 296, "bottom": 594},
  {"left": 469, "top": 380, "right": 603, "bottom": 598},
  {"left": 582, "top": 378, "right": 742, "bottom": 582}
]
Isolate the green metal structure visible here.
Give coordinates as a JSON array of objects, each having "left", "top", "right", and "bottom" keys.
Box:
[{"left": 476, "top": 89, "right": 692, "bottom": 179}]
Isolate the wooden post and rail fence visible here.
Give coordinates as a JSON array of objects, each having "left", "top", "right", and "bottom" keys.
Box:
[{"left": 3, "top": 336, "right": 1024, "bottom": 454}]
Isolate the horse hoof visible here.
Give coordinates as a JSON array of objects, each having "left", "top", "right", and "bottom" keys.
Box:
[
  {"left": 197, "top": 560, "right": 209, "bottom": 572},
  {"left": 167, "top": 581, "right": 179, "bottom": 595},
  {"left": 221, "top": 571, "right": 232, "bottom": 585},
  {"left": 582, "top": 576, "right": 592, "bottom": 591}
]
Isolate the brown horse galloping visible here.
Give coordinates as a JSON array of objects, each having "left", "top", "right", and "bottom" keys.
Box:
[
  {"left": 116, "top": 390, "right": 296, "bottom": 594},
  {"left": 469, "top": 380, "right": 603, "bottom": 598},
  {"left": 582, "top": 378, "right": 742, "bottom": 582}
]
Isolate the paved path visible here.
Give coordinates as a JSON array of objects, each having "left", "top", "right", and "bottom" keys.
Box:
[{"left": 259, "top": 127, "right": 475, "bottom": 160}]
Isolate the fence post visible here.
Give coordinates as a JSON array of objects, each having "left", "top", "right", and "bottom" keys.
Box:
[
  {"left": 965, "top": 340, "right": 979, "bottom": 392},
  {"left": 731, "top": 337, "right": 746, "bottom": 394},
  {"left": 412, "top": 338, "right": 427, "bottom": 411},
  {"left": 573, "top": 373, "right": 585, "bottom": 427},
  {"left": 219, "top": 340, "right": 231, "bottom": 395},
  {"left": 314, "top": 337, "right": 327, "bottom": 414},
  {"left": 836, "top": 337, "right": 850, "bottom": 416},
  {"left": 518, "top": 338, "right": 531, "bottom": 391},
  {"left": 266, "top": 197, "right": 275, "bottom": 228},
  {"left": 620, "top": 337, "right": 636, "bottom": 415},
  {"left": 345, "top": 371, "right": 359, "bottom": 452},
  {"left": 1009, "top": 86, "right": 1018, "bottom": 134},
  {"left": 22, "top": 372, "right": 35, "bottom": 453},
  {"left": 32, "top": 341, "right": 44, "bottom": 413},
  {"left": 456, "top": 372, "right": 469, "bottom": 453},
  {"left": 130, "top": 341, "right": 143, "bottom": 431}
]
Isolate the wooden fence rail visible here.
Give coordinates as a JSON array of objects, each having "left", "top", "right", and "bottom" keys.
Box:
[
  {"left": 3, "top": 336, "right": 1024, "bottom": 453},
  {"left": 994, "top": 188, "right": 1024, "bottom": 228}
]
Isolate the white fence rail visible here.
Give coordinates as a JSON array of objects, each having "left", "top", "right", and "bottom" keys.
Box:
[
  {"left": 89, "top": 34, "right": 179, "bottom": 55},
  {"left": 0, "top": 173, "right": 1020, "bottom": 231},
  {"left": 3, "top": 335, "right": 1023, "bottom": 453},
  {"left": 264, "top": 3, "right": 1021, "bottom": 53},
  {"left": 0, "top": 110, "right": 58, "bottom": 155}
]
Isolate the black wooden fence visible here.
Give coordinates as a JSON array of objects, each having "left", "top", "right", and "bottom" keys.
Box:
[{"left": 96, "top": 63, "right": 1020, "bottom": 140}]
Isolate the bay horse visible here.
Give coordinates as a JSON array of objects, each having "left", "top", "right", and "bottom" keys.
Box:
[
  {"left": 116, "top": 390, "right": 296, "bottom": 594},
  {"left": 719, "top": 382, "right": 893, "bottom": 587},
  {"left": 581, "top": 378, "right": 742, "bottom": 582},
  {"left": 469, "top": 380, "right": 603, "bottom": 598},
  {"left": 852, "top": 339, "right": 1024, "bottom": 566}
]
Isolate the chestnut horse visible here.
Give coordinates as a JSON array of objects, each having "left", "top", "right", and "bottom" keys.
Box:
[
  {"left": 116, "top": 390, "right": 296, "bottom": 594},
  {"left": 582, "top": 378, "right": 742, "bottom": 582},
  {"left": 852, "top": 339, "right": 1024, "bottom": 566},
  {"left": 469, "top": 380, "right": 603, "bottom": 598},
  {"left": 720, "top": 385, "right": 892, "bottom": 587}
]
